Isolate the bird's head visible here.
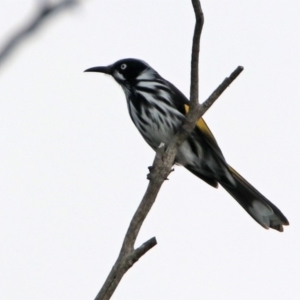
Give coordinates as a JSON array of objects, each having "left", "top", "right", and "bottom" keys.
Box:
[{"left": 85, "top": 58, "right": 158, "bottom": 86}]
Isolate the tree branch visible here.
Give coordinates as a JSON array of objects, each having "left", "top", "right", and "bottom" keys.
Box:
[
  {"left": 202, "top": 66, "right": 244, "bottom": 109},
  {"left": 0, "top": 0, "right": 77, "bottom": 68},
  {"left": 94, "top": 1, "right": 243, "bottom": 299},
  {"left": 189, "top": 0, "right": 204, "bottom": 111}
]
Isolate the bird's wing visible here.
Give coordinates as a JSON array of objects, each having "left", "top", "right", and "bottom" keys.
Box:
[
  {"left": 183, "top": 104, "right": 226, "bottom": 159},
  {"left": 184, "top": 104, "right": 218, "bottom": 147},
  {"left": 166, "top": 79, "right": 226, "bottom": 161}
]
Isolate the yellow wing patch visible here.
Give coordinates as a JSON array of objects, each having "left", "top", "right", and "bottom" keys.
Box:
[{"left": 184, "top": 104, "right": 218, "bottom": 145}]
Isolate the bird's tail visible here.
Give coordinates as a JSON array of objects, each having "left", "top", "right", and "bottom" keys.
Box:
[{"left": 219, "top": 165, "right": 289, "bottom": 232}]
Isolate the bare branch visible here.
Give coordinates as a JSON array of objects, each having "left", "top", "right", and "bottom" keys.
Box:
[
  {"left": 202, "top": 66, "right": 244, "bottom": 109},
  {"left": 0, "top": 0, "right": 77, "bottom": 68},
  {"left": 189, "top": 0, "right": 204, "bottom": 111},
  {"left": 95, "top": 1, "right": 243, "bottom": 299},
  {"left": 95, "top": 237, "right": 157, "bottom": 300},
  {"left": 94, "top": 145, "right": 168, "bottom": 300},
  {"left": 132, "top": 237, "right": 157, "bottom": 259}
]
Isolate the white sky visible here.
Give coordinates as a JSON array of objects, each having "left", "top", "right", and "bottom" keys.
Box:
[{"left": 1, "top": 0, "right": 300, "bottom": 299}]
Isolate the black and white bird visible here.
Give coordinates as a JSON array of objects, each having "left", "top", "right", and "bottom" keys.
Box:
[{"left": 85, "top": 58, "right": 289, "bottom": 232}]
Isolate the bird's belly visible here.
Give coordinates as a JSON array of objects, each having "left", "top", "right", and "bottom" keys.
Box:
[
  {"left": 128, "top": 101, "right": 203, "bottom": 166},
  {"left": 129, "top": 104, "right": 182, "bottom": 149},
  {"left": 138, "top": 121, "right": 204, "bottom": 168},
  {"left": 139, "top": 121, "right": 177, "bottom": 149}
]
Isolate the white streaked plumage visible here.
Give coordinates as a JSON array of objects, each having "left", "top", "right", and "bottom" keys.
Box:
[
  {"left": 136, "top": 68, "right": 156, "bottom": 81},
  {"left": 85, "top": 58, "right": 289, "bottom": 232}
]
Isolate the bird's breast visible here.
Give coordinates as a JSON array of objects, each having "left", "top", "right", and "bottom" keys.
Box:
[{"left": 127, "top": 98, "right": 183, "bottom": 150}]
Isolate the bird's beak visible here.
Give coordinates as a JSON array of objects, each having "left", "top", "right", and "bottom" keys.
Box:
[{"left": 84, "top": 65, "right": 112, "bottom": 75}]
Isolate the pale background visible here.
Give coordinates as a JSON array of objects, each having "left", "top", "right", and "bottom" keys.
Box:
[{"left": 1, "top": 1, "right": 300, "bottom": 299}]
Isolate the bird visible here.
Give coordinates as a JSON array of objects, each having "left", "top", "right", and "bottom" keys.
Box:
[{"left": 85, "top": 58, "right": 289, "bottom": 232}]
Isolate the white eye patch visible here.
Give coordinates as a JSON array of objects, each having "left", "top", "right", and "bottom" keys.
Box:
[
  {"left": 114, "top": 70, "right": 125, "bottom": 81},
  {"left": 121, "top": 64, "right": 127, "bottom": 70}
]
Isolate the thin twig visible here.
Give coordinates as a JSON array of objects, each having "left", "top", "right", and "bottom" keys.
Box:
[
  {"left": 0, "top": 0, "right": 77, "bottom": 68},
  {"left": 202, "top": 66, "right": 244, "bottom": 109},
  {"left": 189, "top": 0, "right": 204, "bottom": 111}
]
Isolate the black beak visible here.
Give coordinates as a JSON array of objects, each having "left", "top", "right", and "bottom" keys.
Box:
[{"left": 84, "top": 65, "right": 112, "bottom": 75}]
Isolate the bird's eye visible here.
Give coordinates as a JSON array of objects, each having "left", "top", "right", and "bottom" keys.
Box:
[{"left": 120, "top": 64, "right": 127, "bottom": 70}]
